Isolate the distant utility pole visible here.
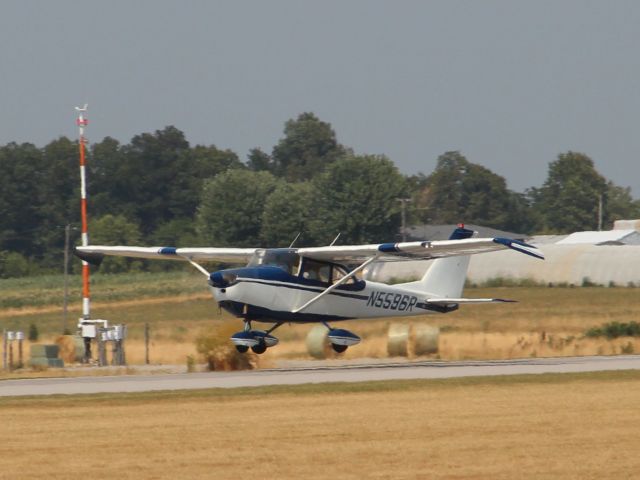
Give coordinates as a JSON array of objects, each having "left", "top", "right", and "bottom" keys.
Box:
[
  {"left": 63, "top": 224, "right": 70, "bottom": 334},
  {"left": 597, "top": 194, "right": 603, "bottom": 231},
  {"left": 397, "top": 198, "right": 412, "bottom": 242}
]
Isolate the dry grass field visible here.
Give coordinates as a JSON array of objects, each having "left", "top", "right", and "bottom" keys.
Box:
[{"left": 1, "top": 371, "right": 640, "bottom": 479}]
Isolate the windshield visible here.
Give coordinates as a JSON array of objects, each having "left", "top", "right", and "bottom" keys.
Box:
[{"left": 247, "top": 249, "right": 300, "bottom": 275}]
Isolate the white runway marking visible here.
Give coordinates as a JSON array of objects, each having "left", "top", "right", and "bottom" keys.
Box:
[{"left": 2, "top": 355, "right": 639, "bottom": 397}]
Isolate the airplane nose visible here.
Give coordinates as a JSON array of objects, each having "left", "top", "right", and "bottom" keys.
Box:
[
  {"left": 209, "top": 272, "right": 226, "bottom": 288},
  {"left": 209, "top": 271, "right": 237, "bottom": 288}
]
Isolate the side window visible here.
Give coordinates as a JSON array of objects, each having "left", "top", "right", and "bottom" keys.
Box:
[
  {"left": 302, "top": 260, "right": 331, "bottom": 283},
  {"left": 332, "top": 265, "right": 357, "bottom": 284}
]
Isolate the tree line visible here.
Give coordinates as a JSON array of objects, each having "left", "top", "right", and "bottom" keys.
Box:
[{"left": 1, "top": 112, "right": 639, "bottom": 277}]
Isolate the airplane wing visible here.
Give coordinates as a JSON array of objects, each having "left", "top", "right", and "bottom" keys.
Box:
[
  {"left": 75, "top": 246, "right": 258, "bottom": 266},
  {"left": 296, "top": 237, "right": 544, "bottom": 262}
]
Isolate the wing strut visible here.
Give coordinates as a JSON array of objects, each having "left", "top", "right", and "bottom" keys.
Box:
[
  {"left": 183, "top": 258, "right": 210, "bottom": 277},
  {"left": 292, "top": 255, "right": 378, "bottom": 314}
]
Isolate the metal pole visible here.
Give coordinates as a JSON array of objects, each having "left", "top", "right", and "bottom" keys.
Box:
[
  {"left": 18, "top": 338, "right": 23, "bottom": 369},
  {"left": 598, "top": 194, "right": 603, "bottom": 231},
  {"left": 2, "top": 330, "right": 6, "bottom": 371},
  {"left": 397, "top": 198, "right": 412, "bottom": 242},
  {"left": 121, "top": 325, "right": 127, "bottom": 366},
  {"left": 75, "top": 105, "right": 91, "bottom": 320},
  {"left": 145, "top": 323, "right": 150, "bottom": 365}
]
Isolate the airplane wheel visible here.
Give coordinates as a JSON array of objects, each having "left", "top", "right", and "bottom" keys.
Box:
[
  {"left": 251, "top": 342, "right": 267, "bottom": 354},
  {"left": 331, "top": 343, "right": 348, "bottom": 353},
  {"left": 236, "top": 345, "right": 249, "bottom": 353}
]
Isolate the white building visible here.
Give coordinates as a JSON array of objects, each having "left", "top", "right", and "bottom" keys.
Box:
[{"left": 368, "top": 220, "right": 640, "bottom": 287}]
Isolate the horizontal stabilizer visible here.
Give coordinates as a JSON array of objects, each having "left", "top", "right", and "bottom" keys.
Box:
[{"left": 426, "top": 298, "right": 517, "bottom": 305}]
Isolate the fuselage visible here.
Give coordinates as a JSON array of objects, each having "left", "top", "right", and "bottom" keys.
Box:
[{"left": 208, "top": 248, "right": 447, "bottom": 324}]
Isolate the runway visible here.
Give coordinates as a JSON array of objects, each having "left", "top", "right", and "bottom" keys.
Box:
[{"left": 2, "top": 355, "right": 640, "bottom": 397}]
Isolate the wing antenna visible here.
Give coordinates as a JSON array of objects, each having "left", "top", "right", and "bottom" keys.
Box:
[
  {"left": 329, "top": 232, "right": 341, "bottom": 246},
  {"left": 288, "top": 232, "right": 302, "bottom": 249}
]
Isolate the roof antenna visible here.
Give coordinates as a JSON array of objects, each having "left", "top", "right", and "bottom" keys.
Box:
[
  {"left": 329, "top": 232, "right": 341, "bottom": 246},
  {"left": 288, "top": 232, "right": 302, "bottom": 249}
]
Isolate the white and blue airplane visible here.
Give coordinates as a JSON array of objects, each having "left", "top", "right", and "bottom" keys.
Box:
[{"left": 76, "top": 225, "right": 543, "bottom": 354}]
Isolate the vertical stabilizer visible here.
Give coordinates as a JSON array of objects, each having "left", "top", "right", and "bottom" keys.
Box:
[
  {"left": 419, "top": 254, "right": 471, "bottom": 298},
  {"left": 401, "top": 225, "right": 476, "bottom": 297}
]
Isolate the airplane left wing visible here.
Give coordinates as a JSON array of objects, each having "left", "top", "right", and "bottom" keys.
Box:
[
  {"left": 297, "top": 237, "right": 544, "bottom": 263},
  {"left": 75, "top": 246, "right": 258, "bottom": 266}
]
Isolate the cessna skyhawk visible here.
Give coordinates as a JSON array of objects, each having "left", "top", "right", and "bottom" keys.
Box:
[{"left": 75, "top": 225, "right": 543, "bottom": 354}]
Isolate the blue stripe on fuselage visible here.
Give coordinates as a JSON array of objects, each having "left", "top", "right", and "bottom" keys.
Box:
[
  {"left": 218, "top": 300, "right": 352, "bottom": 324},
  {"left": 215, "top": 266, "right": 367, "bottom": 293}
]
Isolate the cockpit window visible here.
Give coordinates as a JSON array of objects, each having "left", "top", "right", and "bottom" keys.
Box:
[
  {"left": 300, "top": 258, "right": 358, "bottom": 285},
  {"left": 302, "top": 260, "right": 331, "bottom": 282}
]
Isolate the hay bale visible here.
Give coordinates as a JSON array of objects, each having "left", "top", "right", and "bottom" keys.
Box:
[
  {"left": 55, "top": 335, "right": 84, "bottom": 364},
  {"left": 413, "top": 324, "right": 440, "bottom": 355},
  {"left": 30, "top": 344, "right": 59, "bottom": 359},
  {"left": 387, "top": 323, "right": 412, "bottom": 357},
  {"left": 306, "top": 325, "right": 333, "bottom": 359}
]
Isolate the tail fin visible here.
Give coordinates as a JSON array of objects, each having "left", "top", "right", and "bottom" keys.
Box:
[{"left": 400, "top": 225, "right": 475, "bottom": 297}]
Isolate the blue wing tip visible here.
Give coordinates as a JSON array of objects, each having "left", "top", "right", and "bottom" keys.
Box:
[{"left": 493, "top": 238, "right": 544, "bottom": 260}]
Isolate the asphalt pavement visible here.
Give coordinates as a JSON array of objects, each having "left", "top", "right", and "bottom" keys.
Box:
[{"left": 1, "top": 355, "right": 639, "bottom": 397}]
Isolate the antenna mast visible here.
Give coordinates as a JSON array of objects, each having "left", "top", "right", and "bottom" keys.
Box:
[{"left": 75, "top": 104, "right": 91, "bottom": 319}]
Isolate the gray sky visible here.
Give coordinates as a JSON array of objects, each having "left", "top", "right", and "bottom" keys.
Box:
[{"left": 2, "top": 0, "right": 639, "bottom": 195}]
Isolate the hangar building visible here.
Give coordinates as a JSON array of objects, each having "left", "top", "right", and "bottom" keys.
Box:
[{"left": 368, "top": 220, "right": 640, "bottom": 287}]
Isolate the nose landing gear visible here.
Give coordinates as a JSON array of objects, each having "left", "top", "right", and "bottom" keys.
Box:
[{"left": 230, "top": 321, "right": 282, "bottom": 355}]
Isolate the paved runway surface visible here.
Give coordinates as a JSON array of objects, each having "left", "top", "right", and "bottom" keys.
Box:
[{"left": 2, "top": 355, "right": 640, "bottom": 397}]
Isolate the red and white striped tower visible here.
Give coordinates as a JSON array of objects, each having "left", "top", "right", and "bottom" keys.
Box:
[{"left": 75, "top": 104, "right": 91, "bottom": 319}]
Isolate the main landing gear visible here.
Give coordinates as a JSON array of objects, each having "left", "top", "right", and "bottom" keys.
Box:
[
  {"left": 323, "top": 322, "right": 361, "bottom": 353},
  {"left": 231, "top": 321, "right": 362, "bottom": 355},
  {"left": 231, "top": 321, "right": 282, "bottom": 355}
]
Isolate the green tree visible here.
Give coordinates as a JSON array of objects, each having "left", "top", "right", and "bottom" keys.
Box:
[
  {"left": 532, "top": 151, "right": 607, "bottom": 233},
  {"left": 0, "top": 143, "right": 46, "bottom": 259},
  {"left": 261, "top": 182, "right": 314, "bottom": 247},
  {"left": 308, "top": 155, "right": 405, "bottom": 244},
  {"left": 90, "top": 137, "right": 132, "bottom": 219},
  {"left": 417, "top": 151, "right": 533, "bottom": 233},
  {"left": 246, "top": 148, "right": 274, "bottom": 172},
  {"left": 38, "top": 137, "right": 82, "bottom": 268},
  {"left": 271, "top": 112, "right": 344, "bottom": 181},
  {"left": 168, "top": 145, "right": 244, "bottom": 220},
  {"left": 197, "top": 170, "right": 281, "bottom": 247},
  {"left": 604, "top": 182, "right": 640, "bottom": 227},
  {"left": 89, "top": 214, "right": 143, "bottom": 273},
  {"left": 110, "top": 126, "right": 191, "bottom": 235}
]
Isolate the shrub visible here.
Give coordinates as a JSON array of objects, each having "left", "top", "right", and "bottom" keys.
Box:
[
  {"left": 186, "top": 354, "right": 196, "bottom": 373},
  {"left": 0, "top": 251, "right": 30, "bottom": 278},
  {"left": 585, "top": 321, "right": 640, "bottom": 339},
  {"left": 195, "top": 320, "right": 257, "bottom": 371}
]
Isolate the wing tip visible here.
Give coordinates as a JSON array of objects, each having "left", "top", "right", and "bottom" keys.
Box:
[
  {"left": 73, "top": 247, "right": 104, "bottom": 266},
  {"left": 493, "top": 237, "right": 545, "bottom": 260}
]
